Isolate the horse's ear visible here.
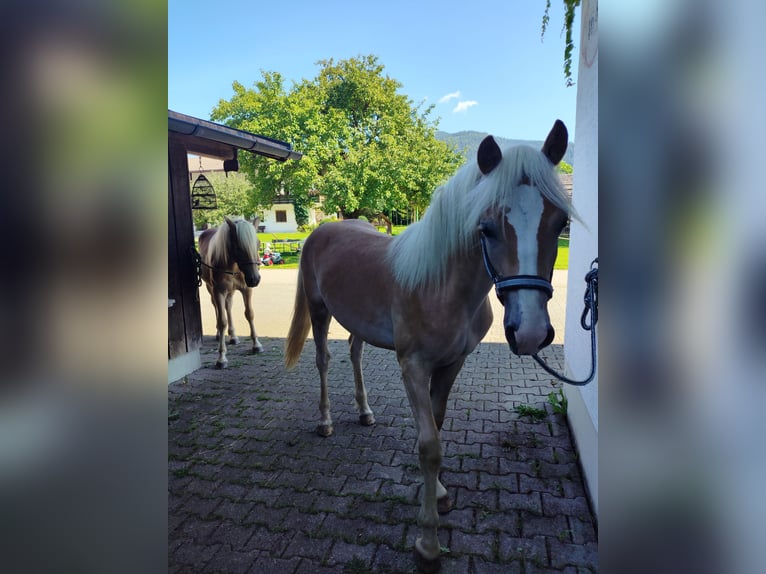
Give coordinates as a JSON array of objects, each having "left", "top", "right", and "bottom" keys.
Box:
[
  {"left": 478, "top": 135, "right": 502, "bottom": 175},
  {"left": 541, "top": 120, "right": 568, "bottom": 165},
  {"left": 251, "top": 216, "right": 260, "bottom": 227},
  {"left": 224, "top": 216, "right": 236, "bottom": 232}
]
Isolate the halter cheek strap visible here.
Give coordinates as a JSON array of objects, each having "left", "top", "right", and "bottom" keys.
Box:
[{"left": 479, "top": 234, "right": 554, "bottom": 300}]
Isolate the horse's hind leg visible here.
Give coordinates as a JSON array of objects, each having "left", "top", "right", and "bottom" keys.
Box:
[
  {"left": 225, "top": 291, "right": 238, "bottom": 345},
  {"left": 349, "top": 335, "right": 374, "bottom": 426},
  {"left": 310, "top": 303, "right": 334, "bottom": 437},
  {"left": 213, "top": 290, "right": 229, "bottom": 368},
  {"left": 241, "top": 287, "right": 263, "bottom": 354}
]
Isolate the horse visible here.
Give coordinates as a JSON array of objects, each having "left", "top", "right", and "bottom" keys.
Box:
[
  {"left": 199, "top": 216, "right": 263, "bottom": 368},
  {"left": 285, "top": 120, "right": 574, "bottom": 571}
]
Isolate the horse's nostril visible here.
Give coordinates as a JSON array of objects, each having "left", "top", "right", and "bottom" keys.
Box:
[
  {"left": 505, "top": 326, "right": 518, "bottom": 354},
  {"left": 540, "top": 326, "right": 555, "bottom": 350}
]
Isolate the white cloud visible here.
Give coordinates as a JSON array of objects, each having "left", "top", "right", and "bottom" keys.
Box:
[
  {"left": 438, "top": 91, "right": 461, "bottom": 104},
  {"left": 453, "top": 100, "right": 478, "bottom": 113}
]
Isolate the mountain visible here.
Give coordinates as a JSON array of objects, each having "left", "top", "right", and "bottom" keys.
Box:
[{"left": 435, "top": 130, "right": 575, "bottom": 166}]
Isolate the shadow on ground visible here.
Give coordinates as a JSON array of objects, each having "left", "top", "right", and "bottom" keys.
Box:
[{"left": 169, "top": 337, "right": 597, "bottom": 574}]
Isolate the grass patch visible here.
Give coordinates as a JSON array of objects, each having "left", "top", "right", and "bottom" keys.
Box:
[
  {"left": 514, "top": 404, "right": 547, "bottom": 421},
  {"left": 547, "top": 388, "right": 568, "bottom": 415},
  {"left": 260, "top": 230, "right": 569, "bottom": 270},
  {"left": 554, "top": 236, "right": 569, "bottom": 270}
]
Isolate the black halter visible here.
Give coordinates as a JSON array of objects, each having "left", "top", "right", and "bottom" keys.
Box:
[{"left": 479, "top": 233, "right": 554, "bottom": 300}]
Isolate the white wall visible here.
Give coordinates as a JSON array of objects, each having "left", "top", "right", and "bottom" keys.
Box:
[
  {"left": 262, "top": 203, "right": 298, "bottom": 233},
  {"left": 564, "top": 0, "right": 599, "bottom": 517}
]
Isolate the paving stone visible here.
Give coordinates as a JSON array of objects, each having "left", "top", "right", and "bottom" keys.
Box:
[
  {"left": 548, "top": 540, "right": 598, "bottom": 570},
  {"left": 245, "top": 525, "right": 293, "bottom": 556},
  {"left": 448, "top": 530, "right": 497, "bottom": 561},
  {"left": 209, "top": 522, "right": 256, "bottom": 550},
  {"left": 369, "top": 543, "right": 416, "bottom": 573},
  {"left": 568, "top": 516, "right": 598, "bottom": 545},
  {"left": 473, "top": 558, "right": 524, "bottom": 573},
  {"left": 324, "top": 539, "right": 377, "bottom": 567},
  {"left": 203, "top": 547, "right": 258, "bottom": 574},
  {"left": 284, "top": 531, "right": 334, "bottom": 562},
  {"left": 497, "top": 534, "right": 548, "bottom": 565},
  {"left": 247, "top": 555, "right": 301, "bottom": 574},
  {"left": 172, "top": 541, "right": 223, "bottom": 569},
  {"left": 541, "top": 493, "right": 592, "bottom": 519}
]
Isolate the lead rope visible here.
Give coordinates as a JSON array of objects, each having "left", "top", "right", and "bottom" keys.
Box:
[{"left": 531, "top": 258, "right": 598, "bottom": 386}]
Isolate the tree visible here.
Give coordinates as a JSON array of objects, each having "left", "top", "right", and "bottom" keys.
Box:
[
  {"left": 557, "top": 160, "right": 573, "bottom": 174},
  {"left": 192, "top": 172, "right": 258, "bottom": 230},
  {"left": 541, "top": 0, "right": 581, "bottom": 87},
  {"left": 211, "top": 55, "right": 462, "bottom": 220}
]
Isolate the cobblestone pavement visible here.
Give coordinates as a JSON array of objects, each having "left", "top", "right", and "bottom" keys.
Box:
[{"left": 169, "top": 334, "right": 598, "bottom": 573}]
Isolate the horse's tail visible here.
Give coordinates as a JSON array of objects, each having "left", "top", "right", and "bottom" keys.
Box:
[{"left": 285, "top": 268, "right": 311, "bottom": 370}]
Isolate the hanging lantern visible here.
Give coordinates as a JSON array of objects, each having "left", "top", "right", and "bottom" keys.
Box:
[{"left": 191, "top": 173, "right": 217, "bottom": 210}]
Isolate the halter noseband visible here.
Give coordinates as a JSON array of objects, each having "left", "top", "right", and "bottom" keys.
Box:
[{"left": 479, "top": 233, "right": 554, "bottom": 300}]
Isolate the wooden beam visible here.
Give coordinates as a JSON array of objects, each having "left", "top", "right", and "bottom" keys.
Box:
[
  {"left": 168, "top": 137, "right": 203, "bottom": 360},
  {"left": 170, "top": 132, "right": 237, "bottom": 160}
]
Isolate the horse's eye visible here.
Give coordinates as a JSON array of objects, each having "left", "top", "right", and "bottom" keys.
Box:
[{"left": 479, "top": 222, "right": 496, "bottom": 239}]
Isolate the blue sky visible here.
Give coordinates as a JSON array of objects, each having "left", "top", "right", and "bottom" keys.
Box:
[{"left": 168, "top": 0, "right": 580, "bottom": 141}]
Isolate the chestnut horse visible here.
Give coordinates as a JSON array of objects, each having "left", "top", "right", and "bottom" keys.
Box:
[
  {"left": 199, "top": 216, "right": 263, "bottom": 368},
  {"left": 285, "top": 121, "right": 574, "bottom": 570}
]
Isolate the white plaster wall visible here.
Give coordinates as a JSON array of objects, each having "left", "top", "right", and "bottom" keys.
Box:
[
  {"left": 262, "top": 203, "right": 298, "bottom": 233},
  {"left": 563, "top": 0, "right": 599, "bottom": 517}
]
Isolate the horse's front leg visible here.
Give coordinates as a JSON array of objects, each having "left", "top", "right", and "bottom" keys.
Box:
[
  {"left": 242, "top": 287, "right": 263, "bottom": 354},
  {"left": 349, "top": 335, "right": 374, "bottom": 426},
  {"left": 400, "top": 357, "right": 442, "bottom": 570},
  {"left": 213, "top": 290, "right": 229, "bottom": 368},
  {"left": 225, "top": 291, "right": 238, "bottom": 345},
  {"left": 430, "top": 358, "right": 466, "bottom": 515}
]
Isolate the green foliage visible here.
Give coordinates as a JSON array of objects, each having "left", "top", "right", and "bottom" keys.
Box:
[
  {"left": 211, "top": 55, "right": 462, "bottom": 219},
  {"left": 515, "top": 404, "right": 548, "bottom": 421},
  {"left": 556, "top": 160, "right": 573, "bottom": 174},
  {"left": 192, "top": 172, "right": 258, "bottom": 229},
  {"left": 541, "top": 0, "right": 582, "bottom": 87},
  {"left": 292, "top": 200, "right": 309, "bottom": 226},
  {"left": 547, "top": 388, "right": 568, "bottom": 415}
]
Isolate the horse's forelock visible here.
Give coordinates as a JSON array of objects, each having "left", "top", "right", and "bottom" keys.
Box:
[
  {"left": 206, "top": 217, "right": 258, "bottom": 265},
  {"left": 235, "top": 219, "right": 260, "bottom": 261}
]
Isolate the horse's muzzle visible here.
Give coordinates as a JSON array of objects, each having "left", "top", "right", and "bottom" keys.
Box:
[
  {"left": 245, "top": 273, "right": 261, "bottom": 288},
  {"left": 505, "top": 324, "right": 555, "bottom": 355}
]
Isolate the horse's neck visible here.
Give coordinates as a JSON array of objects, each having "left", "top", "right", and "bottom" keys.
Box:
[{"left": 443, "top": 243, "right": 494, "bottom": 308}]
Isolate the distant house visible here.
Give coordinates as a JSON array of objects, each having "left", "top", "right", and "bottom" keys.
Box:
[{"left": 188, "top": 155, "right": 324, "bottom": 233}]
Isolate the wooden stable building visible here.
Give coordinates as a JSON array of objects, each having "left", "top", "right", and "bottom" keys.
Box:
[{"left": 168, "top": 110, "right": 302, "bottom": 383}]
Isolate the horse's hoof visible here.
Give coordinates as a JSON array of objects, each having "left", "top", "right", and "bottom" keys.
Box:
[
  {"left": 437, "top": 495, "right": 453, "bottom": 515},
  {"left": 228, "top": 337, "right": 239, "bottom": 345},
  {"left": 252, "top": 345, "right": 264, "bottom": 354},
  {"left": 413, "top": 546, "right": 441, "bottom": 573},
  {"left": 359, "top": 413, "right": 375, "bottom": 426},
  {"left": 215, "top": 361, "right": 227, "bottom": 369},
  {"left": 315, "top": 424, "right": 334, "bottom": 437}
]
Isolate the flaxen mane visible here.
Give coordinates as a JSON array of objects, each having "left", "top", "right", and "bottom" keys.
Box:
[{"left": 387, "top": 145, "right": 576, "bottom": 291}]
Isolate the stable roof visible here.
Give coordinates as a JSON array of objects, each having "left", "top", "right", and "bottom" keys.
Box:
[{"left": 168, "top": 110, "right": 302, "bottom": 162}]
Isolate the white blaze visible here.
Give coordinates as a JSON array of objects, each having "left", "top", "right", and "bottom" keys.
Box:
[
  {"left": 506, "top": 185, "right": 544, "bottom": 275},
  {"left": 506, "top": 185, "right": 547, "bottom": 338}
]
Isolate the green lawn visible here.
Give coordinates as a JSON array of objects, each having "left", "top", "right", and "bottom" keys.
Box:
[{"left": 260, "top": 231, "right": 570, "bottom": 271}]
